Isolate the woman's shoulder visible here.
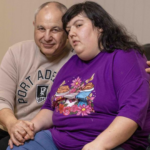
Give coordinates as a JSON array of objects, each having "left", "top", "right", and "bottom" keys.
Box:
[
  {"left": 112, "top": 49, "right": 149, "bottom": 82},
  {"left": 113, "top": 49, "right": 142, "bottom": 58},
  {"left": 112, "top": 49, "right": 146, "bottom": 67}
]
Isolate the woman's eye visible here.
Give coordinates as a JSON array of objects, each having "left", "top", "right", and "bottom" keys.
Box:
[{"left": 77, "top": 24, "right": 82, "bottom": 28}]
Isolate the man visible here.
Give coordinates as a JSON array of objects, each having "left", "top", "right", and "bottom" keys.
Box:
[{"left": 0, "top": 1, "right": 74, "bottom": 150}]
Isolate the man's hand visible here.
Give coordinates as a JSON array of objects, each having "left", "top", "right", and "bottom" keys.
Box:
[
  {"left": 8, "top": 120, "right": 34, "bottom": 147},
  {"left": 8, "top": 139, "right": 16, "bottom": 149},
  {"left": 146, "top": 61, "right": 150, "bottom": 72}
]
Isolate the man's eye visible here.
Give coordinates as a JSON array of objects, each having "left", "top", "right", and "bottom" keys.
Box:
[
  {"left": 52, "top": 28, "right": 59, "bottom": 32},
  {"left": 38, "top": 27, "right": 45, "bottom": 31}
]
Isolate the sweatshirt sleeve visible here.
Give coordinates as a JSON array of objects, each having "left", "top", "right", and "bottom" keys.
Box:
[
  {"left": 113, "top": 50, "right": 150, "bottom": 129},
  {"left": 0, "top": 48, "right": 17, "bottom": 111}
]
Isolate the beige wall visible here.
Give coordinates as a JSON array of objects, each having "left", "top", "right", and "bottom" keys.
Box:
[{"left": 0, "top": 0, "right": 150, "bottom": 62}]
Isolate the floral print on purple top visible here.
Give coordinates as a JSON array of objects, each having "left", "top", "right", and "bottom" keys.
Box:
[{"left": 52, "top": 74, "right": 96, "bottom": 116}]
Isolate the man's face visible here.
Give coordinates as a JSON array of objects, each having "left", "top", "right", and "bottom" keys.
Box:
[{"left": 33, "top": 6, "right": 67, "bottom": 58}]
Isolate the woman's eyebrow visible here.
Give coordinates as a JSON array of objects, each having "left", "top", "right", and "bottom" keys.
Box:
[{"left": 66, "top": 19, "right": 84, "bottom": 28}]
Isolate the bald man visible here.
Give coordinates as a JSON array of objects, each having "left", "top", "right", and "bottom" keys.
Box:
[{"left": 0, "top": 2, "right": 74, "bottom": 150}]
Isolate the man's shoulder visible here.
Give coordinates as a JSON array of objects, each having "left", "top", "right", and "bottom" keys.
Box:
[
  {"left": 9, "top": 40, "right": 36, "bottom": 52},
  {"left": 9, "top": 40, "right": 36, "bottom": 48},
  {"left": 4, "top": 40, "right": 38, "bottom": 62}
]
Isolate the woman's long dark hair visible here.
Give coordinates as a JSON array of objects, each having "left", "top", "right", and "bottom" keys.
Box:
[{"left": 62, "top": 1, "right": 143, "bottom": 54}]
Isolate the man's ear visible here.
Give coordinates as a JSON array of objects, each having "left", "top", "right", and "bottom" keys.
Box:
[{"left": 33, "top": 21, "right": 35, "bottom": 26}]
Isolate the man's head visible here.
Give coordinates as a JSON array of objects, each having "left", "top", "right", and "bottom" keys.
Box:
[{"left": 33, "top": 2, "right": 68, "bottom": 58}]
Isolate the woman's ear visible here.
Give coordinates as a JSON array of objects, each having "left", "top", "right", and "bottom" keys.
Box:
[{"left": 99, "top": 28, "right": 103, "bottom": 33}]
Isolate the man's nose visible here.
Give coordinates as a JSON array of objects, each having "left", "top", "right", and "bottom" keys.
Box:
[{"left": 44, "top": 31, "right": 53, "bottom": 42}]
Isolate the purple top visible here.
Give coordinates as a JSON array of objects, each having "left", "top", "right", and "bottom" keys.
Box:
[{"left": 42, "top": 49, "right": 150, "bottom": 150}]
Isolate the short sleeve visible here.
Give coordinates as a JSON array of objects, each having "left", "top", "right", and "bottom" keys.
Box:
[
  {"left": 113, "top": 50, "right": 150, "bottom": 129},
  {"left": 41, "top": 87, "right": 55, "bottom": 111}
]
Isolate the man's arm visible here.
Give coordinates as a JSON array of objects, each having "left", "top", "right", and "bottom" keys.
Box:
[
  {"left": 0, "top": 108, "right": 34, "bottom": 146},
  {"left": 8, "top": 109, "right": 53, "bottom": 149},
  {"left": 0, "top": 48, "right": 34, "bottom": 146}
]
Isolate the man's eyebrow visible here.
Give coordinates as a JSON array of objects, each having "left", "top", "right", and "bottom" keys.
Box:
[
  {"left": 36, "top": 25, "right": 63, "bottom": 30},
  {"left": 51, "top": 26, "right": 63, "bottom": 31},
  {"left": 52, "top": 26, "right": 61, "bottom": 29},
  {"left": 66, "top": 19, "right": 83, "bottom": 28},
  {"left": 37, "top": 25, "right": 44, "bottom": 28}
]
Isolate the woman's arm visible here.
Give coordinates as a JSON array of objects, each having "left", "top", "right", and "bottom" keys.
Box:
[
  {"left": 31, "top": 109, "right": 53, "bottom": 133},
  {"left": 82, "top": 116, "right": 138, "bottom": 150}
]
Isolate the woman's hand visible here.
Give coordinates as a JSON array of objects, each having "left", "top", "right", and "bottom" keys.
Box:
[{"left": 82, "top": 140, "right": 107, "bottom": 150}]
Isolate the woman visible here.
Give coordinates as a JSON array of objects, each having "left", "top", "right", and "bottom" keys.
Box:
[{"left": 7, "top": 1, "right": 150, "bottom": 150}]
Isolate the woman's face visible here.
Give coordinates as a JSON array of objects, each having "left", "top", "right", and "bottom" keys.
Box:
[{"left": 66, "top": 13, "right": 103, "bottom": 61}]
